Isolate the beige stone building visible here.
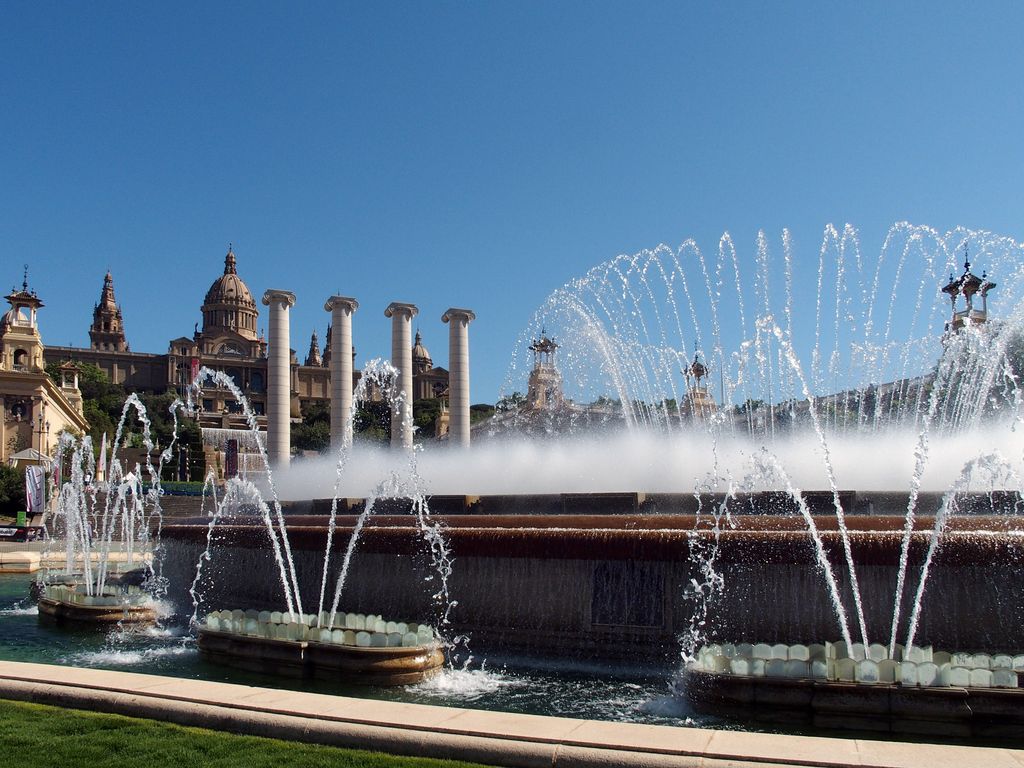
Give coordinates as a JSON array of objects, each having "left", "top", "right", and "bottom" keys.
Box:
[
  {"left": 1, "top": 277, "right": 88, "bottom": 466},
  {"left": 41, "top": 248, "right": 450, "bottom": 472}
]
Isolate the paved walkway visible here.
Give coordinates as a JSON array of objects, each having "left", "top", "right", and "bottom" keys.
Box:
[{"left": 0, "top": 661, "right": 1020, "bottom": 767}]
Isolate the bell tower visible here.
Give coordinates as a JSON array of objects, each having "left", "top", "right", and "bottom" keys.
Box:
[
  {"left": 526, "top": 332, "right": 564, "bottom": 411},
  {"left": 89, "top": 271, "right": 129, "bottom": 351},
  {"left": 682, "top": 351, "right": 718, "bottom": 420},
  {"left": 1, "top": 268, "right": 45, "bottom": 374},
  {"left": 942, "top": 246, "right": 996, "bottom": 335}
]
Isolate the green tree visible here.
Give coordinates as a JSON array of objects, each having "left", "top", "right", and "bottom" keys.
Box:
[
  {"left": 353, "top": 401, "right": 390, "bottom": 443},
  {"left": 469, "top": 403, "right": 495, "bottom": 423},
  {"left": 0, "top": 464, "right": 26, "bottom": 517},
  {"left": 292, "top": 400, "right": 331, "bottom": 453},
  {"left": 413, "top": 398, "right": 441, "bottom": 439},
  {"left": 496, "top": 391, "right": 525, "bottom": 411}
]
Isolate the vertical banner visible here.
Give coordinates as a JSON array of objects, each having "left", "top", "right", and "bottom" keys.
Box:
[
  {"left": 190, "top": 357, "right": 200, "bottom": 384},
  {"left": 25, "top": 465, "right": 45, "bottom": 514},
  {"left": 178, "top": 444, "right": 191, "bottom": 482},
  {"left": 225, "top": 439, "right": 238, "bottom": 479}
]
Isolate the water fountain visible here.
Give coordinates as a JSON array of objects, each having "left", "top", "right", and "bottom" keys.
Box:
[
  {"left": 154, "top": 223, "right": 1024, "bottom": 734},
  {"left": 185, "top": 364, "right": 447, "bottom": 685},
  {"left": 485, "top": 222, "right": 1024, "bottom": 736},
  {"left": 37, "top": 394, "right": 170, "bottom": 627}
]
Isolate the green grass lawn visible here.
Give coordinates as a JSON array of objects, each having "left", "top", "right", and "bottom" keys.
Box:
[{"left": 0, "top": 699, "right": 495, "bottom": 768}]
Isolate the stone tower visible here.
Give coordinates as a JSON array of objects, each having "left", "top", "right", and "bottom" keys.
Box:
[
  {"left": 321, "top": 323, "right": 332, "bottom": 367},
  {"left": 1, "top": 273, "right": 45, "bottom": 374},
  {"left": 682, "top": 352, "right": 718, "bottom": 420},
  {"left": 526, "top": 333, "right": 564, "bottom": 411},
  {"left": 305, "top": 329, "right": 323, "bottom": 367},
  {"left": 89, "top": 271, "right": 129, "bottom": 352},
  {"left": 942, "top": 246, "right": 996, "bottom": 335}
]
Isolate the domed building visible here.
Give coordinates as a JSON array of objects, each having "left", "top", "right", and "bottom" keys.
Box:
[
  {"left": 165, "top": 247, "right": 272, "bottom": 421},
  {"left": 42, "top": 246, "right": 453, "bottom": 474},
  {"left": 411, "top": 330, "right": 449, "bottom": 400}
]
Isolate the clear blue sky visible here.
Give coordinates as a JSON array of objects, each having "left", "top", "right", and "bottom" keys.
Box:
[{"left": 2, "top": 2, "right": 1023, "bottom": 401}]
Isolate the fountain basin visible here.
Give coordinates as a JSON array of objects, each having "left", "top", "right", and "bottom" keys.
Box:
[
  {"left": 197, "top": 629, "right": 444, "bottom": 685},
  {"left": 36, "top": 583, "right": 157, "bottom": 626},
  {"left": 680, "top": 668, "right": 1024, "bottom": 739},
  {"left": 37, "top": 597, "right": 157, "bottom": 625},
  {"left": 165, "top": 510, "right": 1024, "bottom": 661}
]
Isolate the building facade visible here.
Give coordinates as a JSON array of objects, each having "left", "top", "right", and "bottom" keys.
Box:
[
  {"left": 41, "top": 248, "right": 450, "bottom": 468},
  {"left": 1, "top": 277, "right": 88, "bottom": 466}
]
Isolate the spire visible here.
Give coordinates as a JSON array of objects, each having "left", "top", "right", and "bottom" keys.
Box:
[
  {"left": 322, "top": 323, "right": 332, "bottom": 367},
  {"left": 100, "top": 270, "right": 117, "bottom": 308},
  {"left": 305, "top": 328, "right": 323, "bottom": 367},
  {"left": 89, "top": 270, "right": 128, "bottom": 351},
  {"left": 224, "top": 244, "right": 237, "bottom": 275}
]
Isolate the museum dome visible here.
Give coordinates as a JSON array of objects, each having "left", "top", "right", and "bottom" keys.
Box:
[
  {"left": 204, "top": 249, "right": 256, "bottom": 309},
  {"left": 201, "top": 247, "right": 259, "bottom": 342},
  {"left": 412, "top": 330, "right": 432, "bottom": 371}
]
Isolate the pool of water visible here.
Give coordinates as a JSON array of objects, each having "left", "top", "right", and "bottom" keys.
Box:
[{"left": 0, "top": 574, "right": 704, "bottom": 727}]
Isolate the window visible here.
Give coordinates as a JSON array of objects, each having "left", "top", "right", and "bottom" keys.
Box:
[{"left": 13, "top": 349, "right": 28, "bottom": 369}]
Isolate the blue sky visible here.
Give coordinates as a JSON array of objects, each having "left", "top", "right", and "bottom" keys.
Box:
[{"left": 2, "top": 2, "right": 1023, "bottom": 401}]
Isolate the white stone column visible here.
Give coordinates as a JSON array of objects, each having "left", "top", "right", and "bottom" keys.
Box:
[
  {"left": 262, "top": 290, "right": 296, "bottom": 467},
  {"left": 324, "top": 296, "right": 358, "bottom": 450},
  {"left": 384, "top": 302, "right": 418, "bottom": 449},
  {"left": 442, "top": 308, "right": 475, "bottom": 448}
]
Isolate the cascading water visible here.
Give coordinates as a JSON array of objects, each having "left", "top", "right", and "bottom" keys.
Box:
[
  {"left": 40, "top": 393, "right": 172, "bottom": 624},
  {"left": 499, "top": 222, "right": 1024, "bottom": 669},
  {"left": 184, "top": 361, "right": 462, "bottom": 667}
]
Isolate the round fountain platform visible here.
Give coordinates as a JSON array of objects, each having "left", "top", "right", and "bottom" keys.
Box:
[
  {"left": 681, "top": 668, "right": 1024, "bottom": 739},
  {"left": 37, "top": 596, "right": 158, "bottom": 626},
  {"left": 197, "top": 628, "right": 445, "bottom": 685}
]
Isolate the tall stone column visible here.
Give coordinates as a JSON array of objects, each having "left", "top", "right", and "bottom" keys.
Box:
[
  {"left": 324, "top": 296, "right": 358, "bottom": 449},
  {"left": 442, "top": 308, "right": 475, "bottom": 448},
  {"left": 262, "top": 290, "right": 296, "bottom": 467},
  {"left": 384, "top": 302, "right": 418, "bottom": 449}
]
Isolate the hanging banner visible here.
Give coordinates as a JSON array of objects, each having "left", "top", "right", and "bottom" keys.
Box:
[
  {"left": 225, "top": 439, "right": 238, "bottom": 479},
  {"left": 190, "top": 357, "right": 200, "bottom": 384},
  {"left": 25, "top": 465, "right": 45, "bottom": 514}
]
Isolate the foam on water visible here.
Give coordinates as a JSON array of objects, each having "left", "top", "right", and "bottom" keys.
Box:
[
  {"left": 410, "top": 667, "right": 524, "bottom": 700},
  {"left": 638, "top": 694, "right": 697, "bottom": 723},
  {"left": 0, "top": 605, "right": 38, "bottom": 617},
  {"left": 67, "top": 644, "right": 196, "bottom": 668}
]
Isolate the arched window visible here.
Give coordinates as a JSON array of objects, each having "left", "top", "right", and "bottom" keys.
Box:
[{"left": 13, "top": 349, "right": 28, "bottom": 369}]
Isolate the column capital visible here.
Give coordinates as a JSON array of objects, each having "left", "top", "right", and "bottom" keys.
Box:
[
  {"left": 442, "top": 308, "right": 476, "bottom": 324},
  {"left": 384, "top": 302, "right": 419, "bottom": 319},
  {"left": 262, "top": 290, "right": 297, "bottom": 308},
  {"left": 324, "top": 295, "right": 359, "bottom": 313}
]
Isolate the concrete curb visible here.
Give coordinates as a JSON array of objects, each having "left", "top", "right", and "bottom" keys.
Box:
[{"left": 0, "top": 661, "right": 1021, "bottom": 768}]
